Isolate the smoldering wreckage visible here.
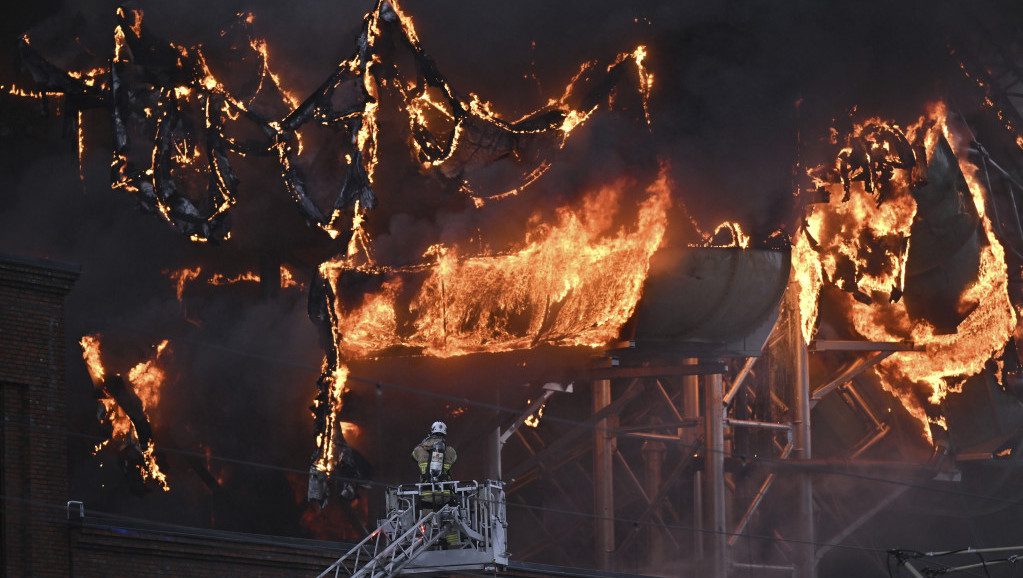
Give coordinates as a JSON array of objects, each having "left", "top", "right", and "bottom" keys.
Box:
[
  {"left": 11, "top": 0, "right": 1023, "bottom": 576},
  {"left": 24, "top": 0, "right": 654, "bottom": 504}
]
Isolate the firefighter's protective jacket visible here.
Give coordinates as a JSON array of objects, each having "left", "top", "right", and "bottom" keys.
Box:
[{"left": 412, "top": 434, "right": 457, "bottom": 481}]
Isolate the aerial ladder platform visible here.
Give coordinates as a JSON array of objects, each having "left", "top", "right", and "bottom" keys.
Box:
[{"left": 317, "top": 480, "right": 508, "bottom": 578}]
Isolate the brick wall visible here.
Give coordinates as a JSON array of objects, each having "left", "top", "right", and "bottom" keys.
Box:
[
  {"left": 0, "top": 254, "right": 359, "bottom": 576},
  {"left": 0, "top": 254, "right": 79, "bottom": 578},
  {"left": 69, "top": 524, "right": 344, "bottom": 577}
]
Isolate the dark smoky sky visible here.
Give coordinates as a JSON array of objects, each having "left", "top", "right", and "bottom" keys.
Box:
[{"left": 2, "top": 0, "right": 1022, "bottom": 553}]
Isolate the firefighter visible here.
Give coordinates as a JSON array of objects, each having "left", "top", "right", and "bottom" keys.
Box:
[
  {"left": 413, "top": 421, "right": 460, "bottom": 546},
  {"left": 413, "top": 421, "right": 457, "bottom": 482},
  {"left": 413, "top": 421, "right": 457, "bottom": 510}
]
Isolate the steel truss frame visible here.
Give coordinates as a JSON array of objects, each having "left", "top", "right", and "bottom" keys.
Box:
[{"left": 497, "top": 284, "right": 931, "bottom": 577}]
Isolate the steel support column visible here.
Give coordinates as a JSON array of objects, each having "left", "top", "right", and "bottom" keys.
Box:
[
  {"left": 795, "top": 337, "right": 816, "bottom": 578},
  {"left": 642, "top": 438, "right": 668, "bottom": 566},
  {"left": 489, "top": 427, "right": 502, "bottom": 480},
  {"left": 704, "top": 367, "right": 727, "bottom": 578},
  {"left": 684, "top": 358, "right": 703, "bottom": 559},
  {"left": 593, "top": 379, "right": 615, "bottom": 570}
]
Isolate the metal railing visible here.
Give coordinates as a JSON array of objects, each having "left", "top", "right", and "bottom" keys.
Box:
[{"left": 317, "top": 480, "right": 507, "bottom": 578}]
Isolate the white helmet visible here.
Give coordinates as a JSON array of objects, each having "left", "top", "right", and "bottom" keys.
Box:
[{"left": 430, "top": 421, "right": 447, "bottom": 436}]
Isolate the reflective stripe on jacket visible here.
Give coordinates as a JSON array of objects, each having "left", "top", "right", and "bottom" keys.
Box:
[{"left": 412, "top": 435, "right": 457, "bottom": 479}]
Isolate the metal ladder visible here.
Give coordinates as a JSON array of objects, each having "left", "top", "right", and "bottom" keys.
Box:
[
  {"left": 316, "top": 506, "right": 454, "bottom": 578},
  {"left": 317, "top": 480, "right": 508, "bottom": 578}
]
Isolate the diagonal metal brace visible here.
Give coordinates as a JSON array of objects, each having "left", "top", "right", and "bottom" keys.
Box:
[
  {"left": 811, "top": 351, "right": 895, "bottom": 404},
  {"left": 500, "top": 382, "right": 572, "bottom": 445}
]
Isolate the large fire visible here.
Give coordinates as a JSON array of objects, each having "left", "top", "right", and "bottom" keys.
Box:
[
  {"left": 307, "top": 170, "right": 672, "bottom": 477},
  {"left": 79, "top": 334, "right": 170, "bottom": 490},
  {"left": 25, "top": 0, "right": 662, "bottom": 500},
  {"left": 794, "top": 103, "right": 1017, "bottom": 441},
  {"left": 320, "top": 170, "right": 672, "bottom": 360},
  {"left": 19, "top": 1, "right": 653, "bottom": 244}
]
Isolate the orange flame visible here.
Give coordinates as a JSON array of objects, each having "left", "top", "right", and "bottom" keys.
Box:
[
  {"left": 166, "top": 265, "right": 305, "bottom": 298},
  {"left": 313, "top": 365, "right": 350, "bottom": 474},
  {"left": 3, "top": 85, "right": 63, "bottom": 99},
  {"left": 249, "top": 38, "right": 301, "bottom": 110},
  {"left": 794, "top": 103, "right": 1017, "bottom": 441},
  {"left": 80, "top": 335, "right": 171, "bottom": 490},
  {"left": 321, "top": 170, "right": 672, "bottom": 359},
  {"left": 122, "top": 340, "right": 170, "bottom": 489},
  {"left": 703, "top": 222, "right": 750, "bottom": 248},
  {"left": 281, "top": 265, "right": 301, "bottom": 289},
  {"left": 127, "top": 341, "right": 169, "bottom": 406},
  {"left": 344, "top": 201, "right": 375, "bottom": 267},
  {"left": 524, "top": 402, "right": 545, "bottom": 428},
  {"left": 210, "top": 271, "right": 260, "bottom": 285},
  {"left": 792, "top": 230, "right": 823, "bottom": 344},
  {"left": 80, "top": 334, "right": 105, "bottom": 382},
  {"left": 168, "top": 267, "right": 202, "bottom": 301}
]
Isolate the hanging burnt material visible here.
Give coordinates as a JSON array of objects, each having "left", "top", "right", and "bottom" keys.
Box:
[
  {"left": 276, "top": 0, "right": 654, "bottom": 217},
  {"left": 17, "top": 1, "right": 652, "bottom": 243},
  {"left": 96, "top": 373, "right": 153, "bottom": 452},
  {"left": 95, "top": 373, "right": 157, "bottom": 496},
  {"left": 18, "top": 7, "right": 264, "bottom": 242},
  {"left": 21, "top": 0, "right": 657, "bottom": 506},
  {"left": 79, "top": 335, "right": 170, "bottom": 495},
  {"left": 16, "top": 35, "right": 109, "bottom": 120},
  {"left": 837, "top": 124, "right": 922, "bottom": 204},
  {"left": 797, "top": 106, "right": 1018, "bottom": 443},
  {"left": 803, "top": 120, "right": 926, "bottom": 306},
  {"left": 802, "top": 116, "right": 989, "bottom": 334}
]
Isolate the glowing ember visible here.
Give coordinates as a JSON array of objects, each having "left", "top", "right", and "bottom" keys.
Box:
[
  {"left": 210, "top": 271, "right": 261, "bottom": 285},
  {"left": 76, "top": 111, "right": 85, "bottom": 183},
  {"left": 17, "top": 0, "right": 653, "bottom": 243},
  {"left": 166, "top": 265, "right": 305, "bottom": 297},
  {"left": 524, "top": 402, "right": 545, "bottom": 428},
  {"left": 168, "top": 267, "right": 202, "bottom": 301},
  {"left": 794, "top": 103, "right": 1017, "bottom": 441},
  {"left": 280, "top": 265, "right": 301, "bottom": 289},
  {"left": 248, "top": 37, "right": 301, "bottom": 109}
]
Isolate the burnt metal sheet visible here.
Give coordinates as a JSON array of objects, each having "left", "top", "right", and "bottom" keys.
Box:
[
  {"left": 631, "top": 247, "right": 791, "bottom": 347},
  {"left": 903, "top": 134, "right": 983, "bottom": 334}
]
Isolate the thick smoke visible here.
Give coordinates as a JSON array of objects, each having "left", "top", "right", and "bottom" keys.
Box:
[{"left": 3, "top": 0, "right": 1023, "bottom": 571}]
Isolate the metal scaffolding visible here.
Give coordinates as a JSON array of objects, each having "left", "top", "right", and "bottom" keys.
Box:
[
  {"left": 496, "top": 276, "right": 939, "bottom": 577},
  {"left": 318, "top": 481, "right": 508, "bottom": 578}
]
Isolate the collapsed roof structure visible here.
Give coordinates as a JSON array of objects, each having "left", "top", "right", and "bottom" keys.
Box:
[{"left": 10, "top": 1, "right": 1023, "bottom": 576}]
